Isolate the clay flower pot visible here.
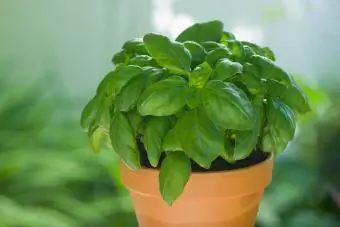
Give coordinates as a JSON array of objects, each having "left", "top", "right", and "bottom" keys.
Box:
[{"left": 120, "top": 154, "right": 273, "bottom": 227}]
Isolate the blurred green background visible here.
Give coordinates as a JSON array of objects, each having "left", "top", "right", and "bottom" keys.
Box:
[{"left": 0, "top": 0, "right": 339, "bottom": 226}]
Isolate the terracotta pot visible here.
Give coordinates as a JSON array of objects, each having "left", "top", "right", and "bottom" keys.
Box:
[{"left": 120, "top": 154, "right": 273, "bottom": 227}]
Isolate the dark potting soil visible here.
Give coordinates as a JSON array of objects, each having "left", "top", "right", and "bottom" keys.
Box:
[{"left": 137, "top": 138, "right": 269, "bottom": 172}]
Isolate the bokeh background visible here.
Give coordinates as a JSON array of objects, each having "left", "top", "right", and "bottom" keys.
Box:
[{"left": 1, "top": 0, "right": 340, "bottom": 226}]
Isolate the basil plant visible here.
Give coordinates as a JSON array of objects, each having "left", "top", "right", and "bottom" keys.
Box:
[{"left": 81, "top": 20, "right": 310, "bottom": 205}]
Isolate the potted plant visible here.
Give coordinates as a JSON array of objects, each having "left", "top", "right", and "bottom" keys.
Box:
[{"left": 81, "top": 20, "right": 310, "bottom": 227}]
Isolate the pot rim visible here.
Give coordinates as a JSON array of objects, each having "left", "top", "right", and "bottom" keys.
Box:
[
  {"left": 131, "top": 152, "right": 273, "bottom": 176},
  {"left": 120, "top": 153, "right": 274, "bottom": 198}
]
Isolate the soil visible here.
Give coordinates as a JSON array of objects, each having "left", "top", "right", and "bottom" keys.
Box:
[{"left": 137, "top": 139, "right": 269, "bottom": 172}]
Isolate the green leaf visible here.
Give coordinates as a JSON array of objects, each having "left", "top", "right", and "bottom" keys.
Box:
[
  {"left": 116, "top": 68, "right": 161, "bottom": 112},
  {"left": 142, "top": 66, "right": 165, "bottom": 83},
  {"left": 243, "top": 62, "right": 261, "bottom": 77},
  {"left": 174, "top": 107, "right": 187, "bottom": 119},
  {"left": 112, "top": 50, "right": 129, "bottom": 65},
  {"left": 88, "top": 125, "right": 107, "bottom": 153},
  {"left": 241, "top": 42, "right": 276, "bottom": 61},
  {"left": 201, "top": 41, "right": 225, "bottom": 52},
  {"left": 110, "top": 112, "right": 141, "bottom": 170},
  {"left": 205, "top": 48, "right": 231, "bottom": 67},
  {"left": 232, "top": 80, "right": 253, "bottom": 99},
  {"left": 81, "top": 95, "right": 112, "bottom": 132},
  {"left": 174, "top": 109, "right": 224, "bottom": 168},
  {"left": 183, "top": 41, "right": 206, "bottom": 66},
  {"left": 122, "top": 38, "right": 149, "bottom": 55},
  {"left": 129, "top": 55, "right": 158, "bottom": 67},
  {"left": 96, "top": 65, "right": 143, "bottom": 96},
  {"left": 186, "top": 87, "right": 206, "bottom": 109},
  {"left": 144, "top": 117, "right": 171, "bottom": 167},
  {"left": 262, "top": 99, "right": 296, "bottom": 153},
  {"left": 243, "top": 45, "right": 256, "bottom": 60},
  {"left": 189, "top": 62, "right": 212, "bottom": 88},
  {"left": 285, "top": 84, "right": 311, "bottom": 114},
  {"left": 80, "top": 96, "right": 100, "bottom": 131},
  {"left": 159, "top": 152, "right": 191, "bottom": 205},
  {"left": 221, "top": 31, "right": 236, "bottom": 42},
  {"left": 262, "top": 47, "right": 276, "bottom": 61},
  {"left": 163, "top": 128, "right": 183, "bottom": 152},
  {"left": 274, "top": 80, "right": 311, "bottom": 114},
  {"left": 213, "top": 58, "right": 243, "bottom": 81},
  {"left": 223, "top": 137, "right": 236, "bottom": 163},
  {"left": 203, "top": 80, "right": 254, "bottom": 130},
  {"left": 175, "top": 20, "right": 224, "bottom": 43},
  {"left": 98, "top": 97, "right": 112, "bottom": 129},
  {"left": 227, "top": 40, "right": 246, "bottom": 62},
  {"left": 138, "top": 76, "right": 189, "bottom": 116},
  {"left": 233, "top": 98, "right": 264, "bottom": 160},
  {"left": 239, "top": 73, "right": 263, "bottom": 95},
  {"left": 238, "top": 63, "right": 264, "bottom": 95},
  {"left": 241, "top": 41, "right": 265, "bottom": 55},
  {"left": 116, "top": 73, "right": 147, "bottom": 112},
  {"left": 143, "top": 34, "right": 191, "bottom": 75},
  {"left": 249, "top": 55, "right": 292, "bottom": 85},
  {"left": 126, "top": 109, "right": 143, "bottom": 136}
]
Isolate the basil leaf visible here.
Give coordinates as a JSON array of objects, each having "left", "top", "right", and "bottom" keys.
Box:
[
  {"left": 96, "top": 72, "right": 113, "bottom": 95},
  {"left": 138, "top": 76, "right": 188, "bottom": 116},
  {"left": 285, "top": 85, "right": 311, "bottom": 114},
  {"left": 183, "top": 41, "right": 206, "bottom": 66},
  {"left": 122, "top": 38, "right": 149, "bottom": 55},
  {"left": 99, "top": 97, "right": 112, "bottom": 129},
  {"left": 241, "top": 42, "right": 276, "bottom": 61},
  {"left": 227, "top": 40, "right": 246, "bottom": 62},
  {"left": 110, "top": 112, "right": 141, "bottom": 170},
  {"left": 278, "top": 81, "right": 311, "bottom": 114},
  {"left": 243, "top": 45, "right": 256, "bottom": 60},
  {"left": 143, "top": 33, "right": 191, "bottom": 75},
  {"left": 112, "top": 50, "right": 129, "bottom": 65},
  {"left": 238, "top": 63, "right": 264, "bottom": 95},
  {"left": 204, "top": 80, "right": 254, "bottom": 130},
  {"left": 234, "top": 98, "right": 264, "bottom": 160},
  {"left": 163, "top": 128, "right": 183, "bottom": 152},
  {"left": 186, "top": 87, "right": 206, "bottom": 109},
  {"left": 221, "top": 31, "right": 236, "bottom": 42},
  {"left": 205, "top": 48, "right": 231, "bottom": 67},
  {"left": 80, "top": 96, "right": 100, "bottom": 131},
  {"left": 175, "top": 20, "right": 223, "bottom": 43},
  {"left": 239, "top": 73, "right": 263, "bottom": 95},
  {"left": 233, "top": 80, "right": 253, "bottom": 99},
  {"left": 221, "top": 135, "right": 236, "bottom": 163},
  {"left": 268, "top": 79, "right": 310, "bottom": 114},
  {"left": 243, "top": 62, "right": 261, "bottom": 77},
  {"left": 262, "top": 99, "right": 296, "bottom": 153},
  {"left": 213, "top": 58, "right": 243, "bottom": 81},
  {"left": 174, "top": 107, "right": 186, "bottom": 119},
  {"left": 189, "top": 62, "right": 212, "bottom": 88},
  {"left": 88, "top": 125, "right": 107, "bottom": 153},
  {"left": 263, "top": 47, "right": 276, "bottom": 61},
  {"left": 116, "top": 74, "right": 147, "bottom": 112},
  {"left": 159, "top": 152, "right": 191, "bottom": 205},
  {"left": 241, "top": 41, "right": 265, "bottom": 55},
  {"left": 81, "top": 95, "right": 111, "bottom": 132},
  {"left": 249, "top": 55, "right": 292, "bottom": 85},
  {"left": 96, "top": 65, "right": 143, "bottom": 96},
  {"left": 201, "top": 41, "right": 225, "bottom": 52},
  {"left": 174, "top": 109, "right": 224, "bottom": 168},
  {"left": 129, "top": 55, "right": 158, "bottom": 67},
  {"left": 126, "top": 109, "right": 143, "bottom": 136},
  {"left": 116, "top": 67, "right": 162, "bottom": 112},
  {"left": 144, "top": 117, "right": 171, "bottom": 167}
]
